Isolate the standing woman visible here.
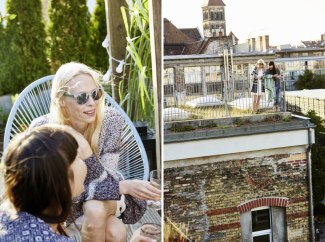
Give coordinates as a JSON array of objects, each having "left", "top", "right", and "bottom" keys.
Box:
[
  {"left": 251, "top": 59, "right": 266, "bottom": 113},
  {"left": 29, "top": 62, "right": 160, "bottom": 242},
  {"left": 265, "top": 61, "right": 281, "bottom": 112}
]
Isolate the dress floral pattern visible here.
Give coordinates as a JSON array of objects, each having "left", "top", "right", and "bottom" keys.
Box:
[{"left": 0, "top": 210, "right": 74, "bottom": 242}]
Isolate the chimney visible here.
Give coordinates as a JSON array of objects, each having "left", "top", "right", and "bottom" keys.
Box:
[
  {"left": 247, "top": 38, "right": 251, "bottom": 52},
  {"left": 265, "top": 35, "right": 270, "bottom": 50},
  {"left": 258, "top": 36, "right": 264, "bottom": 51},
  {"left": 252, "top": 38, "right": 256, "bottom": 52}
]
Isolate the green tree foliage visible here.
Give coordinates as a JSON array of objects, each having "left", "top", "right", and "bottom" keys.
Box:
[
  {"left": 0, "top": 22, "right": 8, "bottom": 95},
  {"left": 0, "top": 13, "right": 16, "bottom": 23},
  {"left": 306, "top": 111, "right": 325, "bottom": 215},
  {"left": 48, "top": 0, "right": 92, "bottom": 72},
  {"left": 295, "top": 70, "right": 325, "bottom": 90},
  {"left": 0, "top": 0, "right": 50, "bottom": 95},
  {"left": 90, "top": 0, "right": 109, "bottom": 72}
]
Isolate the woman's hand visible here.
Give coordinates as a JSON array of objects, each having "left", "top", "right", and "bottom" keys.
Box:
[
  {"left": 119, "top": 180, "right": 161, "bottom": 201},
  {"left": 273, "top": 74, "right": 280, "bottom": 79},
  {"left": 130, "top": 228, "right": 157, "bottom": 242}
]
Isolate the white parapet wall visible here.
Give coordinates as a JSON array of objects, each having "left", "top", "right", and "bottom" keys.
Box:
[{"left": 164, "top": 115, "right": 315, "bottom": 168}]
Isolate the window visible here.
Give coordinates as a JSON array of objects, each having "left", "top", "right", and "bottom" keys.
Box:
[
  {"left": 252, "top": 207, "right": 272, "bottom": 242},
  {"left": 213, "top": 12, "right": 217, "bottom": 20},
  {"left": 204, "top": 66, "right": 223, "bottom": 95},
  {"left": 204, "top": 12, "right": 208, "bottom": 20},
  {"left": 164, "top": 68, "right": 174, "bottom": 85},
  {"left": 184, "top": 67, "right": 202, "bottom": 95},
  {"left": 240, "top": 206, "right": 287, "bottom": 242},
  {"left": 163, "top": 68, "right": 174, "bottom": 96}
]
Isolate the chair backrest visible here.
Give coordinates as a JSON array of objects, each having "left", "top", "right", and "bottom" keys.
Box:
[{"left": 3, "top": 75, "right": 149, "bottom": 181}]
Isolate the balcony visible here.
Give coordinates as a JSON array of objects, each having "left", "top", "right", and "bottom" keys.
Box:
[{"left": 163, "top": 58, "right": 325, "bottom": 122}]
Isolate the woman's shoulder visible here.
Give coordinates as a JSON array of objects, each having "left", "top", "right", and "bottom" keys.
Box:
[
  {"left": 29, "top": 115, "right": 50, "bottom": 129},
  {"left": 102, "top": 106, "right": 124, "bottom": 125},
  {"left": 98, "top": 106, "right": 125, "bottom": 153},
  {"left": 0, "top": 211, "right": 73, "bottom": 241},
  {"left": 104, "top": 106, "right": 123, "bottom": 118}
]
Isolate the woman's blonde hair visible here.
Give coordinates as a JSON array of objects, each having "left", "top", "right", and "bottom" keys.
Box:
[{"left": 50, "top": 62, "right": 105, "bottom": 156}]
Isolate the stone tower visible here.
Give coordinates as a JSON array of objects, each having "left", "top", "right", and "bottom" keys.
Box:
[{"left": 202, "top": 0, "right": 226, "bottom": 38}]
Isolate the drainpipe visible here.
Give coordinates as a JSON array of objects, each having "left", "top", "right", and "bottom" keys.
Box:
[
  {"left": 307, "top": 127, "right": 314, "bottom": 242},
  {"left": 293, "top": 114, "right": 315, "bottom": 241}
]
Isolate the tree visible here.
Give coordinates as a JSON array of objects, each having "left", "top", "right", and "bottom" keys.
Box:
[
  {"left": 0, "top": 12, "right": 16, "bottom": 23},
  {"left": 48, "top": 0, "right": 93, "bottom": 72},
  {"left": 295, "top": 70, "right": 325, "bottom": 90},
  {"left": 90, "top": 0, "right": 109, "bottom": 73},
  {"left": 0, "top": 22, "right": 8, "bottom": 95},
  {"left": 1, "top": 0, "right": 50, "bottom": 94},
  {"left": 306, "top": 111, "right": 325, "bottom": 216}
]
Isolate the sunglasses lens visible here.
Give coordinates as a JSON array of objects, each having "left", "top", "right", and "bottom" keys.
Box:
[
  {"left": 92, "top": 89, "right": 103, "bottom": 101},
  {"left": 76, "top": 93, "right": 89, "bottom": 105}
]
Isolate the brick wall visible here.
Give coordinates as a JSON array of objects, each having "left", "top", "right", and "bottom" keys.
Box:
[{"left": 164, "top": 152, "right": 310, "bottom": 241}]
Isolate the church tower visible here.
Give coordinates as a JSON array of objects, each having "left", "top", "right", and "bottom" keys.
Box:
[{"left": 202, "top": 0, "right": 226, "bottom": 38}]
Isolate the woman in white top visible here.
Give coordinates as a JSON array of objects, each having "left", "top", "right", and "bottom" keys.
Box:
[{"left": 251, "top": 59, "right": 266, "bottom": 113}]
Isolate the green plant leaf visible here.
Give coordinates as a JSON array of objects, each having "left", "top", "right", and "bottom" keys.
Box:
[
  {"left": 9, "top": 14, "right": 17, "bottom": 20},
  {"left": 119, "top": 0, "right": 154, "bottom": 126},
  {"left": 120, "top": 6, "right": 130, "bottom": 37}
]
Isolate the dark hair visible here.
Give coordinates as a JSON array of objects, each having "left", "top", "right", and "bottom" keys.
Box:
[
  {"left": 269, "top": 61, "right": 277, "bottom": 75},
  {"left": 2, "top": 125, "right": 78, "bottom": 227}
]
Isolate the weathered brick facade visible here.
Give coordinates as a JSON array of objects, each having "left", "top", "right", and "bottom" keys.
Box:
[{"left": 164, "top": 152, "right": 310, "bottom": 241}]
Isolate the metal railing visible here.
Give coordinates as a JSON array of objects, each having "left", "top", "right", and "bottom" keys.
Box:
[
  {"left": 163, "top": 68, "right": 325, "bottom": 122},
  {"left": 164, "top": 73, "right": 276, "bottom": 122},
  {"left": 286, "top": 95, "right": 325, "bottom": 118}
]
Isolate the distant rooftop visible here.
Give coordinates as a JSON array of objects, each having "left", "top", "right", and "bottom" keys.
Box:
[
  {"left": 301, "top": 40, "right": 325, "bottom": 48},
  {"left": 164, "top": 18, "right": 193, "bottom": 45},
  {"left": 286, "top": 89, "right": 325, "bottom": 99},
  {"left": 164, "top": 52, "right": 274, "bottom": 60},
  {"left": 180, "top": 28, "right": 202, "bottom": 42}
]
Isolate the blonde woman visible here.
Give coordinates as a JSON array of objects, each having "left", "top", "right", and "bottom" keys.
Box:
[
  {"left": 251, "top": 59, "right": 266, "bottom": 113},
  {"left": 29, "top": 62, "right": 160, "bottom": 242}
]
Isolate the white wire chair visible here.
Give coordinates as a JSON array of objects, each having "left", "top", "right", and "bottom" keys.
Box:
[{"left": 3, "top": 75, "right": 149, "bottom": 181}]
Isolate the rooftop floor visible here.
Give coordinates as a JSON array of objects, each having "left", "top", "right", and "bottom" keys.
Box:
[{"left": 165, "top": 112, "right": 314, "bottom": 143}]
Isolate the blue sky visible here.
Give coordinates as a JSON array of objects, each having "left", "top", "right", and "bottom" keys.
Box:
[
  {"left": 163, "top": 0, "right": 325, "bottom": 46},
  {"left": 0, "top": 0, "right": 5, "bottom": 15}
]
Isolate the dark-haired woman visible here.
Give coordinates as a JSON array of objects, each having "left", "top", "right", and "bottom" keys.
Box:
[
  {"left": 0, "top": 125, "right": 155, "bottom": 242},
  {"left": 0, "top": 125, "right": 83, "bottom": 241},
  {"left": 265, "top": 61, "right": 281, "bottom": 111}
]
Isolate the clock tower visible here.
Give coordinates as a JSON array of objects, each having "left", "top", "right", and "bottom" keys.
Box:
[{"left": 202, "top": 0, "right": 226, "bottom": 38}]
